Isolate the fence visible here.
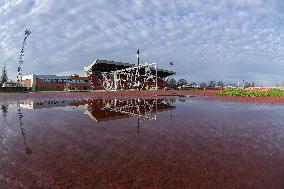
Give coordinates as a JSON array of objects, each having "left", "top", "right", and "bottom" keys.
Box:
[{"left": 0, "top": 87, "right": 29, "bottom": 93}]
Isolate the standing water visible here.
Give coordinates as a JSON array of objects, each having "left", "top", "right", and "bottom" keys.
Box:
[{"left": 0, "top": 98, "right": 284, "bottom": 188}]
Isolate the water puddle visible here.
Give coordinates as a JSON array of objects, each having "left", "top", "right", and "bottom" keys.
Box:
[{"left": 0, "top": 98, "right": 284, "bottom": 188}]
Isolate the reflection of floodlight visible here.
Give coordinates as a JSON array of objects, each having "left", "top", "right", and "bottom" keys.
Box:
[{"left": 26, "top": 147, "right": 32, "bottom": 155}]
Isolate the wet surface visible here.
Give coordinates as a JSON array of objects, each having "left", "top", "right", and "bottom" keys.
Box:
[{"left": 1, "top": 97, "right": 284, "bottom": 188}]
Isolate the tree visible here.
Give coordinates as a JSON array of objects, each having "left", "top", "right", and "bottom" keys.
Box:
[
  {"left": 199, "top": 82, "right": 207, "bottom": 87},
  {"left": 217, "top": 81, "right": 224, "bottom": 88},
  {"left": 244, "top": 81, "right": 255, "bottom": 88},
  {"left": 177, "top": 79, "right": 188, "bottom": 86},
  {"left": 244, "top": 82, "right": 250, "bottom": 88},
  {"left": 230, "top": 83, "right": 237, "bottom": 87},
  {"left": 0, "top": 64, "right": 8, "bottom": 86},
  {"left": 189, "top": 82, "right": 197, "bottom": 87},
  {"left": 166, "top": 78, "right": 177, "bottom": 88},
  {"left": 208, "top": 80, "right": 216, "bottom": 88}
]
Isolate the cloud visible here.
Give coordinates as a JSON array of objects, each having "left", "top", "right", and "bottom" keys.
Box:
[{"left": 0, "top": 0, "right": 284, "bottom": 86}]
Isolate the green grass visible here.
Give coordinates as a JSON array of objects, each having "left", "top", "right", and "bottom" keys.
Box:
[{"left": 219, "top": 88, "right": 284, "bottom": 97}]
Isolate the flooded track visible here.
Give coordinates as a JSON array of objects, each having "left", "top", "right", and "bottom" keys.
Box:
[{"left": 0, "top": 97, "right": 284, "bottom": 188}]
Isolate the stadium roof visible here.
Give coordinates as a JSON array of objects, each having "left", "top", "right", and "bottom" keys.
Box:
[{"left": 84, "top": 59, "right": 175, "bottom": 78}]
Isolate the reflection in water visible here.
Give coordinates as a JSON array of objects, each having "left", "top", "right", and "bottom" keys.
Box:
[
  {"left": 17, "top": 102, "right": 32, "bottom": 155},
  {"left": 86, "top": 98, "right": 174, "bottom": 134},
  {"left": 21, "top": 98, "right": 175, "bottom": 119},
  {"left": 169, "top": 109, "right": 173, "bottom": 119},
  {"left": 178, "top": 98, "right": 186, "bottom": 102},
  {"left": 19, "top": 99, "right": 84, "bottom": 110},
  {"left": 0, "top": 104, "right": 9, "bottom": 121},
  {"left": 2, "top": 98, "right": 284, "bottom": 188},
  {"left": 85, "top": 99, "right": 173, "bottom": 120},
  {"left": 20, "top": 98, "right": 176, "bottom": 134}
]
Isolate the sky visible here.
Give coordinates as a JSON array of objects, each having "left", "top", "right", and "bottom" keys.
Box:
[{"left": 1, "top": 0, "right": 284, "bottom": 86}]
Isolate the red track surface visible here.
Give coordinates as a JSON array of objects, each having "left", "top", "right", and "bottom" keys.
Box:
[
  {"left": 1, "top": 91, "right": 284, "bottom": 188},
  {"left": 1, "top": 90, "right": 284, "bottom": 105}
]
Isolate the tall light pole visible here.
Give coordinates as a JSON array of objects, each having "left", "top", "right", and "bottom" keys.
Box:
[
  {"left": 137, "top": 49, "right": 140, "bottom": 91},
  {"left": 137, "top": 49, "right": 140, "bottom": 66},
  {"left": 170, "top": 61, "right": 173, "bottom": 70},
  {"left": 155, "top": 64, "right": 158, "bottom": 90},
  {"left": 17, "top": 29, "right": 31, "bottom": 85}
]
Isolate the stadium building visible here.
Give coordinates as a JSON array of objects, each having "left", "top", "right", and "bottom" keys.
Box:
[
  {"left": 21, "top": 59, "right": 174, "bottom": 91},
  {"left": 21, "top": 74, "right": 91, "bottom": 91},
  {"left": 84, "top": 59, "right": 175, "bottom": 90}
]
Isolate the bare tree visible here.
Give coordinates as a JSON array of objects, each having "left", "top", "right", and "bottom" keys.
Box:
[
  {"left": 166, "top": 78, "right": 177, "bottom": 88},
  {"left": 217, "top": 81, "right": 224, "bottom": 88},
  {"left": 0, "top": 64, "right": 8, "bottom": 86},
  {"left": 189, "top": 82, "right": 197, "bottom": 87},
  {"left": 208, "top": 80, "right": 216, "bottom": 88},
  {"left": 177, "top": 79, "right": 188, "bottom": 86},
  {"left": 244, "top": 81, "right": 255, "bottom": 88},
  {"left": 199, "top": 82, "right": 207, "bottom": 87}
]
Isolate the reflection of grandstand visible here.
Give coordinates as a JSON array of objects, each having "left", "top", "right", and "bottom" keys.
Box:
[
  {"left": 19, "top": 98, "right": 175, "bottom": 123},
  {"left": 84, "top": 59, "right": 175, "bottom": 90},
  {"left": 84, "top": 98, "right": 175, "bottom": 122}
]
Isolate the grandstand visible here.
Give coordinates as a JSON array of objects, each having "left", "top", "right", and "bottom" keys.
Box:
[{"left": 84, "top": 59, "right": 175, "bottom": 90}]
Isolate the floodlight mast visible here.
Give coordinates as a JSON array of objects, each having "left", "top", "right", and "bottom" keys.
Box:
[
  {"left": 17, "top": 29, "right": 31, "bottom": 84},
  {"left": 137, "top": 49, "right": 140, "bottom": 91},
  {"left": 155, "top": 64, "right": 158, "bottom": 90},
  {"left": 137, "top": 49, "right": 140, "bottom": 66}
]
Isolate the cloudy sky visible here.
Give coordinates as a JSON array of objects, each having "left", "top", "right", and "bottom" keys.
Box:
[{"left": 1, "top": 0, "right": 284, "bottom": 86}]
